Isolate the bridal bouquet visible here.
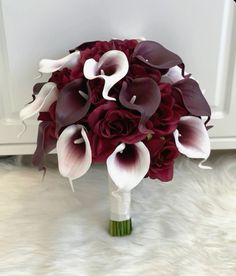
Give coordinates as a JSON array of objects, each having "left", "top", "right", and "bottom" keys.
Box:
[{"left": 20, "top": 39, "right": 211, "bottom": 236}]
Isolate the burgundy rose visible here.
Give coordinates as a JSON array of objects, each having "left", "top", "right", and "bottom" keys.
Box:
[
  {"left": 87, "top": 101, "right": 146, "bottom": 145},
  {"left": 128, "top": 64, "right": 161, "bottom": 83},
  {"left": 144, "top": 135, "right": 179, "bottom": 181},
  {"left": 49, "top": 68, "right": 72, "bottom": 90}
]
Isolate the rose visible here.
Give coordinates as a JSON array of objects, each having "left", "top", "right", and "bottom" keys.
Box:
[
  {"left": 49, "top": 68, "right": 72, "bottom": 89},
  {"left": 87, "top": 101, "right": 146, "bottom": 145},
  {"left": 144, "top": 134, "right": 179, "bottom": 181},
  {"left": 148, "top": 83, "right": 180, "bottom": 136}
]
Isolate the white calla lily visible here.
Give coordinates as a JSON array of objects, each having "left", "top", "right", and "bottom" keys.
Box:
[
  {"left": 161, "top": 66, "right": 192, "bottom": 84},
  {"left": 173, "top": 116, "right": 211, "bottom": 168},
  {"left": 19, "top": 82, "right": 58, "bottom": 121},
  {"left": 83, "top": 50, "right": 129, "bottom": 101},
  {"left": 39, "top": 51, "right": 80, "bottom": 73},
  {"left": 106, "top": 142, "right": 150, "bottom": 192},
  {"left": 57, "top": 124, "right": 92, "bottom": 182}
]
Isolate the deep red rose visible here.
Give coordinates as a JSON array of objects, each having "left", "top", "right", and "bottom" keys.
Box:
[
  {"left": 128, "top": 64, "right": 161, "bottom": 83},
  {"left": 144, "top": 135, "right": 179, "bottom": 181},
  {"left": 49, "top": 68, "right": 73, "bottom": 90},
  {"left": 148, "top": 83, "right": 180, "bottom": 135},
  {"left": 87, "top": 101, "right": 146, "bottom": 144},
  {"left": 87, "top": 132, "right": 116, "bottom": 163}
]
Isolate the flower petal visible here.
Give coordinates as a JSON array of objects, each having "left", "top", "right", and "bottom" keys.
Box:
[
  {"left": 161, "top": 66, "right": 191, "bottom": 84},
  {"left": 173, "top": 78, "right": 211, "bottom": 117},
  {"left": 19, "top": 82, "right": 58, "bottom": 121},
  {"left": 83, "top": 50, "right": 129, "bottom": 101},
  {"left": 55, "top": 79, "right": 90, "bottom": 131},
  {"left": 106, "top": 142, "right": 150, "bottom": 192},
  {"left": 39, "top": 51, "right": 80, "bottom": 73},
  {"left": 133, "top": 40, "right": 183, "bottom": 70},
  {"left": 119, "top": 78, "right": 161, "bottom": 133},
  {"left": 32, "top": 121, "right": 57, "bottom": 170},
  {"left": 173, "top": 116, "right": 211, "bottom": 160},
  {"left": 57, "top": 124, "right": 92, "bottom": 180}
]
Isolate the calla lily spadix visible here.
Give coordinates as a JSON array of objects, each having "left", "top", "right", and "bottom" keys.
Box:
[
  {"left": 57, "top": 124, "right": 92, "bottom": 190},
  {"left": 106, "top": 142, "right": 150, "bottom": 192},
  {"left": 55, "top": 79, "right": 90, "bottom": 132},
  {"left": 173, "top": 116, "right": 211, "bottom": 169},
  {"left": 83, "top": 50, "right": 129, "bottom": 101},
  {"left": 38, "top": 51, "right": 80, "bottom": 74},
  {"left": 119, "top": 78, "right": 161, "bottom": 134}
]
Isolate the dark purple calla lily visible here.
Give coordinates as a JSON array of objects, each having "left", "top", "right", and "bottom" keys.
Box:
[
  {"left": 119, "top": 77, "right": 161, "bottom": 134},
  {"left": 133, "top": 40, "right": 184, "bottom": 71},
  {"left": 173, "top": 78, "right": 211, "bottom": 117},
  {"left": 32, "top": 121, "right": 57, "bottom": 171},
  {"left": 55, "top": 79, "right": 90, "bottom": 132}
]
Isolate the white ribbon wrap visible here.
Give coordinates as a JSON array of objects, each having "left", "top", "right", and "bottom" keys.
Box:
[{"left": 108, "top": 176, "right": 131, "bottom": 221}]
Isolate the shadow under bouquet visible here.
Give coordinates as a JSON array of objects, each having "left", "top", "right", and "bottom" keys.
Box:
[{"left": 20, "top": 39, "right": 212, "bottom": 236}]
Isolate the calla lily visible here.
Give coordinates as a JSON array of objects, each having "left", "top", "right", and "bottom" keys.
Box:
[
  {"left": 161, "top": 66, "right": 191, "bottom": 84},
  {"left": 32, "top": 121, "right": 57, "bottom": 171},
  {"left": 83, "top": 50, "right": 129, "bottom": 101},
  {"left": 119, "top": 78, "right": 161, "bottom": 134},
  {"left": 133, "top": 40, "right": 184, "bottom": 71},
  {"left": 106, "top": 142, "right": 150, "bottom": 192},
  {"left": 173, "top": 78, "right": 211, "bottom": 117},
  {"left": 173, "top": 116, "right": 211, "bottom": 167},
  {"left": 19, "top": 82, "right": 58, "bottom": 121},
  {"left": 39, "top": 51, "right": 80, "bottom": 73},
  {"left": 57, "top": 124, "right": 92, "bottom": 181},
  {"left": 55, "top": 79, "right": 90, "bottom": 132}
]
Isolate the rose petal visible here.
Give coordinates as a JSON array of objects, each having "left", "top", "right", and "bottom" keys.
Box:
[
  {"left": 106, "top": 142, "right": 150, "bottom": 192},
  {"left": 173, "top": 78, "right": 211, "bottom": 117},
  {"left": 173, "top": 116, "right": 211, "bottom": 160},
  {"left": 19, "top": 82, "right": 58, "bottom": 121},
  {"left": 83, "top": 50, "right": 129, "bottom": 101},
  {"left": 55, "top": 79, "right": 90, "bottom": 131},
  {"left": 133, "top": 40, "right": 183, "bottom": 70},
  {"left": 119, "top": 78, "right": 161, "bottom": 133},
  {"left": 57, "top": 124, "right": 92, "bottom": 180},
  {"left": 39, "top": 51, "right": 80, "bottom": 73}
]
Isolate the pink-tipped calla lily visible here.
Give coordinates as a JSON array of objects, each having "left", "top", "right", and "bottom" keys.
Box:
[
  {"left": 57, "top": 124, "right": 92, "bottom": 181},
  {"left": 55, "top": 79, "right": 90, "bottom": 132},
  {"left": 173, "top": 78, "right": 211, "bottom": 117},
  {"left": 119, "top": 78, "right": 161, "bottom": 134},
  {"left": 83, "top": 50, "right": 129, "bottom": 101},
  {"left": 106, "top": 142, "right": 150, "bottom": 192},
  {"left": 133, "top": 40, "right": 184, "bottom": 71},
  {"left": 39, "top": 51, "right": 80, "bottom": 74},
  {"left": 173, "top": 116, "right": 211, "bottom": 167},
  {"left": 19, "top": 82, "right": 58, "bottom": 121}
]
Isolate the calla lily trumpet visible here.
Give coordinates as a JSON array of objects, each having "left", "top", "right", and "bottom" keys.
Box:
[
  {"left": 19, "top": 82, "right": 58, "bottom": 121},
  {"left": 106, "top": 142, "right": 150, "bottom": 192},
  {"left": 57, "top": 124, "right": 92, "bottom": 183},
  {"left": 161, "top": 66, "right": 191, "bottom": 84},
  {"left": 83, "top": 50, "right": 129, "bottom": 101},
  {"left": 39, "top": 51, "right": 80, "bottom": 74},
  {"left": 173, "top": 116, "right": 211, "bottom": 168},
  {"left": 55, "top": 79, "right": 90, "bottom": 132},
  {"left": 119, "top": 78, "right": 161, "bottom": 134}
]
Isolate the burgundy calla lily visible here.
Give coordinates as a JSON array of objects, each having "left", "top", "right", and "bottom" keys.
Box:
[
  {"left": 133, "top": 40, "right": 184, "bottom": 71},
  {"left": 55, "top": 79, "right": 90, "bottom": 132},
  {"left": 32, "top": 121, "right": 57, "bottom": 171},
  {"left": 119, "top": 77, "right": 161, "bottom": 134},
  {"left": 173, "top": 78, "right": 211, "bottom": 117}
]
